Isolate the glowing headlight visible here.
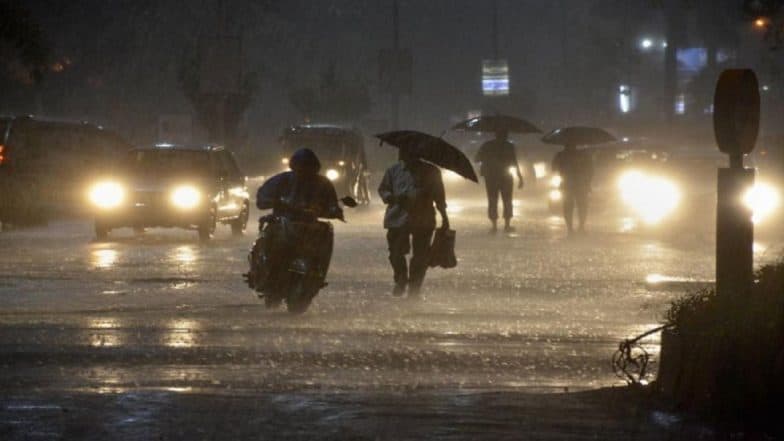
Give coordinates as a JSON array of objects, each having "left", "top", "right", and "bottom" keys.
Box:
[
  {"left": 550, "top": 175, "right": 562, "bottom": 188},
  {"left": 89, "top": 182, "right": 125, "bottom": 209},
  {"left": 171, "top": 186, "right": 201, "bottom": 209},
  {"left": 744, "top": 182, "right": 780, "bottom": 224},
  {"left": 549, "top": 189, "right": 562, "bottom": 202},
  {"left": 325, "top": 169, "right": 340, "bottom": 181},
  {"left": 533, "top": 162, "right": 547, "bottom": 179},
  {"left": 618, "top": 170, "right": 680, "bottom": 225}
]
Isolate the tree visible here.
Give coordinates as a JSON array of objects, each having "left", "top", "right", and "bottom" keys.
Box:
[
  {"left": 289, "top": 63, "right": 372, "bottom": 123},
  {"left": 0, "top": 0, "right": 48, "bottom": 85}
]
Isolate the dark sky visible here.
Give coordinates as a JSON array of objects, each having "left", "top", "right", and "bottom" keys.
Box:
[{"left": 5, "top": 0, "right": 775, "bottom": 148}]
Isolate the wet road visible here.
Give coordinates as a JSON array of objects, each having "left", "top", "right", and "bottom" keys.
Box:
[{"left": 0, "top": 198, "right": 780, "bottom": 439}]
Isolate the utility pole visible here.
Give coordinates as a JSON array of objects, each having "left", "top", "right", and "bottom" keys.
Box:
[
  {"left": 392, "top": 0, "right": 400, "bottom": 130},
  {"left": 492, "top": 0, "right": 499, "bottom": 59}
]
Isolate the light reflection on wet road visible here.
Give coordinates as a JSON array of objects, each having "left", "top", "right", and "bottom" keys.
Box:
[{"left": 0, "top": 199, "right": 780, "bottom": 439}]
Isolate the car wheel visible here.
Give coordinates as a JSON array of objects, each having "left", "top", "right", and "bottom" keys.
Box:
[
  {"left": 231, "top": 204, "right": 249, "bottom": 236},
  {"left": 198, "top": 210, "right": 216, "bottom": 242},
  {"left": 95, "top": 222, "right": 110, "bottom": 241}
]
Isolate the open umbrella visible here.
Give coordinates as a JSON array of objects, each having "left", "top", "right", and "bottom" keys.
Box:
[
  {"left": 451, "top": 115, "right": 541, "bottom": 134},
  {"left": 541, "top": 126, "right": 617, "bottom": 146},
  {"left": 376, "top": 130, "right": 478, "bottom": 182}
]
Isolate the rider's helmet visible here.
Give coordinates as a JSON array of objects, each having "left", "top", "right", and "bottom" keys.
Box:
[{"left": 289, "top": 148, "right": 321, "bottom": 175}]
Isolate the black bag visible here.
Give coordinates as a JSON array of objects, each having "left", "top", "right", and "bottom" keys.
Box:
[{"left": 428, "top": 228, "right": 457, "bottom": 268}]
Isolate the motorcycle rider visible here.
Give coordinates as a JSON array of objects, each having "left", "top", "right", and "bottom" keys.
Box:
[
  {"left": 253, "top": 148, "right": 343, "bottom": 307},
  {"left": 257, "top": 148, "right": 343, "bottom": 220}
]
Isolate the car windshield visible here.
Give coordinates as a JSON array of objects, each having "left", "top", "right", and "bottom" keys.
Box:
[
  {"left": 283, "top": 134, "right": 353, "bottom": 161},
  {"left": 122, "top": 149, "right": 210, "bottom": 176}
]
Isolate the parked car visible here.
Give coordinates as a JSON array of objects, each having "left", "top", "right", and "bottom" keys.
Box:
[{"left": 88, "top": 144, "right": 250, "bottom": 241}]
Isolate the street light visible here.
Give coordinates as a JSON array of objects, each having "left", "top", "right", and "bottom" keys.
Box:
[
  {"left": 640, "top": 38, "right": 654, "bottom": 50},
  {"left": 755, "top": 17, "right": 768, "bottom": 29}
]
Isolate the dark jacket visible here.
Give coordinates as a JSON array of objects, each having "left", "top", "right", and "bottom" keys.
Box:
[
  {"left": 378, "top": 160, "right": 445, "bottom": 230},
  {"left": 475, "top": 139, "right": 518, "bottom": 179},
  {"left": 256, "top": 171, "right": 342, "bottom": 220},
  {"left": 551, "top": 149, "right": 594, "bottom": 193}
]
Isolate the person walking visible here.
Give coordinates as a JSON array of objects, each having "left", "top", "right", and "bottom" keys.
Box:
[
  {"left": 378, "top": 148, "right": 449, "bottom": 298},
  {"left": 551, "top": 144, "right": 594, "bottom": 235},
  {"left": 475, "top": 130, "right": 524, "bottom": 233}
]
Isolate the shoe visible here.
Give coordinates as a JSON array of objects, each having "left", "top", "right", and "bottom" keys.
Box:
[
  {"left": 504, "top": 225, "right": 516, "bottom": 233},
  {"left": 392, "top": 284, "right": 406, "bottom": 297}
]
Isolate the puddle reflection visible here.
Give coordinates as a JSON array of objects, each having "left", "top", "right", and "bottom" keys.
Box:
[
  {"left": 91, "top": 248, "right": 118, "bottom": 269},
  {"left": 164, "top": 319, "right": 201, "bottom": 348},
  {"left": 170, "top": 246, "right": 197, "bottom": 268},
  {"left": 87, "top": 318, "right": 123, "bottom": 347}
]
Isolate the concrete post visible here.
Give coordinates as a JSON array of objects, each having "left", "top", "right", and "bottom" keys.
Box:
[{"left": 715, "top": 167, "right": 755, "bottom": 299}]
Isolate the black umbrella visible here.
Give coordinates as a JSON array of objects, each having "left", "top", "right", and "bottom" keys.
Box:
[
  {"left": 541, "top": 126, "right": 617, "bottom": 146},
  {"left": 451, "top": 115, "right": 541, "bottom": 134},
  {"left": 376, "top": 130, "right": 478, "bottom": 183}
]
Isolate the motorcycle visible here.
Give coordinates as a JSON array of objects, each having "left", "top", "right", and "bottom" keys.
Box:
[{"left": 244, "top": 197, "right": 357, "bottom": 314}]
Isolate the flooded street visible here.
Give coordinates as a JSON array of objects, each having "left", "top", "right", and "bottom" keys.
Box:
[{"left": 1, "top": 198, "right": 766, "bottom": 439}]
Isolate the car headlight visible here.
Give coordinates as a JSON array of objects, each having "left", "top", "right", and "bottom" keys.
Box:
[
  {"left": 89, "top": 182, "right": 125, "bottom": 209},
  {"left": 533, "top": 162, "right": 547, "bottom": 179},
  {"left": 618, "top": 170, "right": 680, "bottom": 225},
  {"left": 325, "top": 169, "right": 340, "bottom": 181},
  {"left": 171, "top": 186, "right": 201, "bottom": 209},
  {"left": 744, "top": 182, "right": 780, "bottom": 224}
]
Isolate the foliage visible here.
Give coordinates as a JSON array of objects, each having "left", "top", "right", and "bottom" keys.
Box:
[
  {"left": 0, "top": 0, "right": 49, "bottom": 84},
  {"left": 660, "top": 258, "right": 784, "bottom": 427},
  {"left": 289, "top": 63, "right": 372, "bottom": 123}
]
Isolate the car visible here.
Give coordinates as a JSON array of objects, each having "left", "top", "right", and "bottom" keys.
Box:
[
  {"left": 0, "top": 115, "right": 132, "bottom": 228},
  {"left": 88, "top": 144, "right": 250, "bottom": 241},
  {"left": 279, "top": 124, "right": 371, "bottom": 204}
]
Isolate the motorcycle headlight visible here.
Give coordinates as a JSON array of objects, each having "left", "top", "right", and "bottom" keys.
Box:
[
  {"left": 325, "top": 169, "right": 340, "bottom": 181},
  {"left": 618, "top": 170, "right": 680, "bottom": 225},
  {"left": 743, "top": 182, "right": 780, "bottom": 224},
  {"left": 89, "top": 182, "right": 125, "bottom": 209},
  {"left": 171, "top": 186, "right": 201, "bottom": 209}
]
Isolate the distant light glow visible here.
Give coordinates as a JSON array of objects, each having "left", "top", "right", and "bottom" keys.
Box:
[
  {"left": 619, "top": 85, "right": 631, "bottom": 113},
  {"left": 640, "top": 38, "right": 654, "bottom": 50},
  {"left": 508, "top": 166, "right": 517, "bottom": 177},
  {"left": 755, "top": 17, "right": 769, "bottom": 28},
  {"left": 549, "top": 189, "right": 562, "bottom": 202},
  {"left": 550, "top": 175, "right": 562, "bottom": 188},
  {"left": 674, "top": 94, "right": 686, "bottom": 115}
]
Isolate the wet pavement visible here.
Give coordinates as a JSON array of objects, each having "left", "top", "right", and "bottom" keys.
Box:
[{"left": 0, "top": 197, "right": 780, "bottom": 439}]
